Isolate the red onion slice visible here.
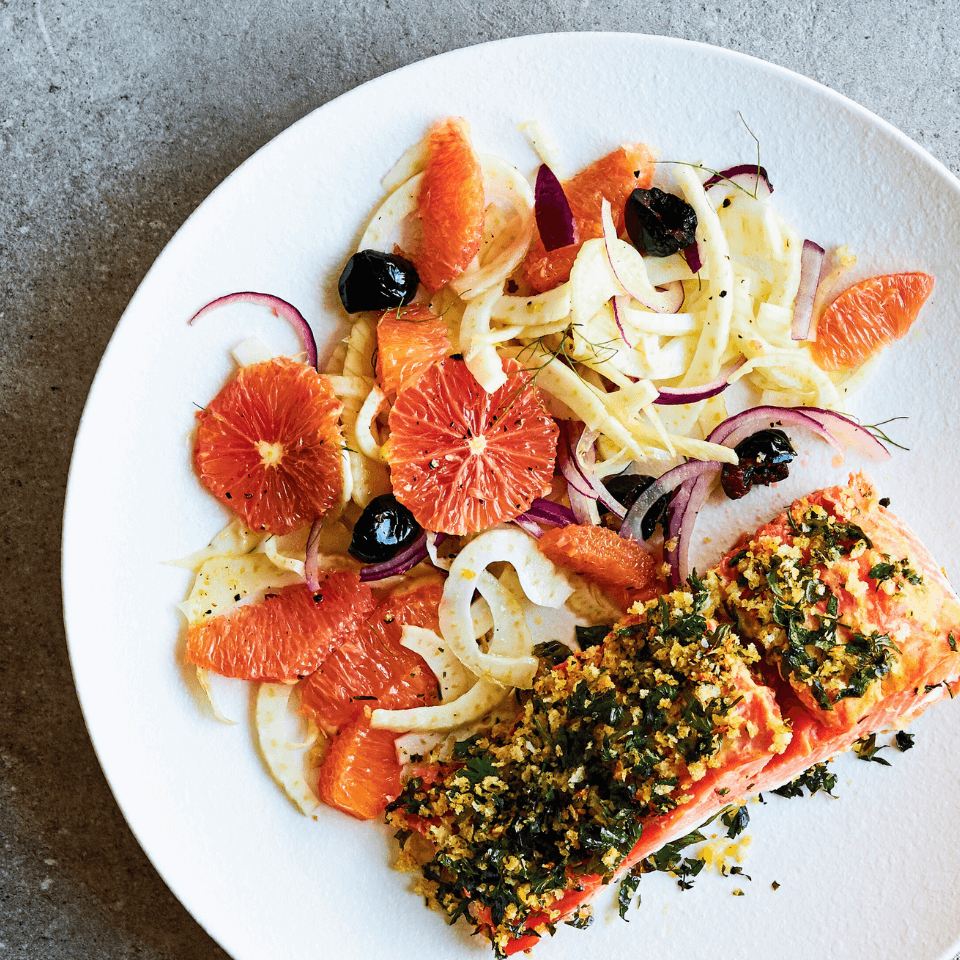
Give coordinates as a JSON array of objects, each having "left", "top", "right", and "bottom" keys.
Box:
[
  {"left": 655, "top": 280, "right": 685, "bottom": 314},
  {"left": 654, "top": 357, "right": 747, "bottom": 406},
  {"left": 655, "top": 403, "right": 889, "bottom": 586},
  {"left": 523, "top": 499, "right": 577, "bottom": 527},
  {"left": 188, "top": 292, "right": 319, "bottom": 369},
  {"left": 557, "top": 431, "right": 594, "bottom": 498},
  {"left": 534, "top": 164, "right": 576, "bottom": 252},
  {"left": 666, "top": 470, "right": 716, "bottom": 586},
  {"left": 573, "top": 425, "right": 627, "bottom": 518},
  {"left": 513, "top": 515, "right": 544, "bottom": 539},
  {"left": 703, "top": 164, "right": 774, "bottom": 200},
  {"left": 358, "top": 532, "right": 429, "bottom": 582},
  {"left": 795, "top": 408, "right": 892, "bottom": 462},
  {"left": 612, "top": 296, "right": 634, "bottom": 349},
  {"left": 792, "top": 240, "right": 826, "bottom": 341},
  {"left": 619, "top": 460, "right": 721, "bottom": 544},
  {"left": 682, "top": 241, "right": 703, "bottom": 274},
  {"left": 709, "top": 405, "right": 844, "bottom": 457},
  {"left": 566, "top": 482, "right": 596, "bottom": 525}
]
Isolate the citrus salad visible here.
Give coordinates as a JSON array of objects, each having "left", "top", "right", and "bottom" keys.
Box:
[{"left": 176, "top": 118, "right": 938, "bottom": 953}]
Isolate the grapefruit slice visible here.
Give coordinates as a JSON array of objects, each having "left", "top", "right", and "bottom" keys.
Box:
[
  {"left": 523, "top": 142, "right": 656, "bottom": 293},
  {"left": 375, "top": 304, "right": 452, "bottom": 395},
  {"left": 300, "top": 579, "right": 443, "bottom": 734},
  {"left": 537, "top": 524, "right": 663, "bottom": 611},
  {"left": 184, "top": 574, "right": 374, "bottom": 682},
  {"left": 316, "top": 714, "right": 403, "bottom": 820},
  {"left": 193, "top": 356, "right": 344, "bottom": 535},
  {"left": 382, "top": 357, "right": 559, "bottom": 535},
  {"left": 414, "top": 117, "right": 485, "bottom": 292},
  {"left": 811, "top": 272, "right": 934, "bottom": 371}
]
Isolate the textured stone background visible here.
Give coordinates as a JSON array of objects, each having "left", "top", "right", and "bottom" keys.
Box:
[{"left": 2, "top": 1, "right": 959, "bottom": 958}]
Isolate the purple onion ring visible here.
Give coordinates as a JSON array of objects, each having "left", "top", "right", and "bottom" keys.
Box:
[{"left": 188, "top": 291, "right": 319, "bottom": 369}]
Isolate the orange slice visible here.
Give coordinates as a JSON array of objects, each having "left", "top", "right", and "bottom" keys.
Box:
[
  {"left": 414, "top": 117, "right": 485, "bottom": 292},
  {"left": 193, "top": 356, "right": 343, "bottom": 535},
  {"left": 383, "top": 357, "right": 558, "bottom": 535},
  {"left": 811, "top": 272, "right": 934, "bottom": 371},
  {"left": 184, "top": 574, "right": 374, "bottom": 682},
  {"left": 375, "top": 304, "right": 452, "bottom": 395}
]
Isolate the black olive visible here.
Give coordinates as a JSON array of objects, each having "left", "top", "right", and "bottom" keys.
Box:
[
  {"left": 600, "top": 474, "right": 671, "bottom": 539},
  {"left": 338, "top": 250, "right": 419, "bottom": 313},
  {"left": 624, "top": 187, "right": 698, "bottom": 258},
  {"left": 349, "top": 493, "right": 422, "bottom": 564},
  {"left": 720, "top": 429, "right": 797, "bottom": 500}
]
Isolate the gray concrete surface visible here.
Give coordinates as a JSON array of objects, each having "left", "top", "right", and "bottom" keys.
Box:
[{"left": 2, "top": 1, "right": 959, "bottom": 958}]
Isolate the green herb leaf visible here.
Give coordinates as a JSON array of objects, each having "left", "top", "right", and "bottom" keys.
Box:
[
  {"left": 575, "top": 624, "right": 610, "bottom": 648},
  {"left": 617, "top": 871, "right": 642, "bottom": 920},
  {"left": 721, "top": 804, "right": 750, "bottom": 839},
  {"left": 854, "top": 733, "right": 891, "bottom": 765},
  {"left": 894, "top": 731, "right": 915, "bottom": 752}
]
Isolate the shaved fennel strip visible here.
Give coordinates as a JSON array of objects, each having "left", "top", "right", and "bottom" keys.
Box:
[
  {"left": 256, "top": 683, "right": 320, "bottom": 815},
  {"left": 461, "top": 283, "right": 511, "bottom": 392},
  {"left": 667, "top": 164, "right": 735, "bottom": 436},
  {"left": 354, "top": 384, "right": 388, "bottom": 463},
  {"left": 451, "top": 156, "right": 535, "bottom": 299}
]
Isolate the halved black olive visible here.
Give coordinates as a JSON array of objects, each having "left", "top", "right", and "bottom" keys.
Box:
[
  {"left": 349, "top": 493, "right": 422, "bottom": 563},
  {"left": 721, "top": 429, "right": 796, "bottom": 500},
  {"left": 624, "top": 187, "right": 698, "bottom": 258},
  {"left": 338, "top": 250, "right": 419, "bottom": 313}
]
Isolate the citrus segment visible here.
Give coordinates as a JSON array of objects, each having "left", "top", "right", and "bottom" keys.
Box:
[
  {"left": 316, "top": 715, "right": 403, "bottom": 820},
  {"left": 414, "top": 117, "right": 485, "bottom": 292},
  {"left": 522, "top": 143, "right": 656, "bottom": 293},
  {"left": 193, "top": 356, "right": 344, "bottom": 535},
  {"left": 537, "top": 524, "right": 663, "bottom": 610},
  {"left": 375, "top": 305, "right": 452, "bottom": 395},
  {"left": 383, "top": 357, "right": 559, "bottom": 535},
  {"left": 184, "top": 574, "right": 374, "bottom": 682},
  {"left": 811, "top": 272, "right": 934, "bottom": 371},
  {"left": 300, "top": 579, "right": 443, "bottom": 734}
]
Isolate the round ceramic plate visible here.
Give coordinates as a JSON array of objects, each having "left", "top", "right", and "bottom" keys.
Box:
[{"left": 63, "top": 33, "right": 960, "bottom": 960}]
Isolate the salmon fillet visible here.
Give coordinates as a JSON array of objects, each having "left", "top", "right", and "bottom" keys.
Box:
[{"left": 388, "top": 474, "right": 960, "bottom": 952}]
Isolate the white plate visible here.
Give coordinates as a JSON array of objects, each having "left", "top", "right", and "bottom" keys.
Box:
[{"left": 63, "top": 33, "right": 960, "bottom": 960}]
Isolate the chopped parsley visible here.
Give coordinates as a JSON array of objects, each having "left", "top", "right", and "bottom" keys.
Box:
[
  {"left": 772, "top": 762, "right": 837, "bottom": 798},
  {"left": 868, "top": 555, "right": 922, "bottom": 589},
  {"left": 617, "top": 870, "right": 642, "bottom": 919},
  {"left": 722, "top": 505, "right": 902, "bottom": 709},
  {"left": 854, "top": 733, "right": 891, "bottom": 765},
  {"left": 894, "top": 731, "right": 915, "bottom": 752},
  {"left": 388, "top": 581, "right": 773, "bottom": 951},
  {"left": 721, "top": 804, "right": 750, "bottom": 839}
]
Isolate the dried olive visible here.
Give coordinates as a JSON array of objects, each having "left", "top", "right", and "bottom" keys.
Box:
[
  {"left": 601, "top": 474, "right": 671, "bottom": 539},
  {"left": 349, "top": 493, "right": 422, "bottom": 563},
  {"left": 721, "top": 429, "right": 796, "bottom": 500},
  {"left": 624, "top": 187, "right": 698, "bottom": 258},
  {"left": 338, "top": 250, "right": 419, "bottom": 313}
]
